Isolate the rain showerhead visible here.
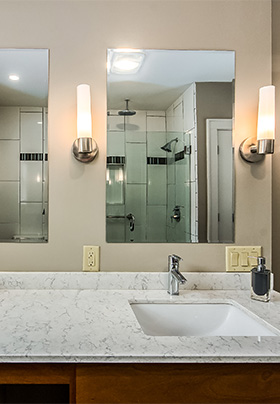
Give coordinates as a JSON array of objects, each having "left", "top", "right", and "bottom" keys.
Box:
[
  {"left": 161, "top": 137, "right": 178, "bottom": 152},
  {"left": 118, "top": 99, "right": 136, "bottom": 116}
]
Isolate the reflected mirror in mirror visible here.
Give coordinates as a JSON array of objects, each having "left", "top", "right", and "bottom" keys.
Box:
[
  {"left": 106, "top": 49, "right": 235, "bottom": 243},
  {"left": 0, "top": 49, "right": 48, "bottom": 243}
]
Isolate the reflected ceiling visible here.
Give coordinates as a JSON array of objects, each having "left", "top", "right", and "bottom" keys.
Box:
[{"left": 107, "top": 49, "right": 235, "bottom": 110}]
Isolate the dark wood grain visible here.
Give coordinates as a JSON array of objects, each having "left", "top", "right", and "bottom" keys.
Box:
[
  {"left": 0, "top": 364, "right": 76, "bottom": 404},
  {"left": 1, "top": 362, "right": 280, "bottom": 403},
  {"left": 76, "top": 363, "right": 280, "bottom": 404}
]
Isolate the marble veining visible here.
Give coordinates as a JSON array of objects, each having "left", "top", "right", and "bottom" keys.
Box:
[
  {"left": 0, "top": 285, "right": 280, "bottom": 363},
  {"left": 0, "top": 271, "right": 251, "bottom": 290}
]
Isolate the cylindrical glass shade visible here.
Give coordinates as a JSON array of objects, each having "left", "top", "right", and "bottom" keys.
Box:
[
  {"left": 257, "top": 85, "right": 275, "bottom": 141},
  {"left": 77, "top": 84, "right": 92, "bottom": 139}
]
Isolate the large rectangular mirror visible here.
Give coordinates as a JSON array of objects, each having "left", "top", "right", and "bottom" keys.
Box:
[
  {"left": 106, "top": 49, "right": 235, "bottom": 243},
  {"left": 0, "top": 49, "right": 48, "bottom": 243}
]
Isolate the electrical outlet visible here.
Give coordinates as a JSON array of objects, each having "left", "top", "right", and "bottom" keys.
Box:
[
  {"left": 226, "top": 246, "right": 261, "bottom": 272},
  {"left": 83, "top": 246, "right": 100, "bottom": 272}
]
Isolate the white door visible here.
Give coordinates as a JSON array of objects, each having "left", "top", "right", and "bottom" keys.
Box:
[{"left": 206, "top": 119, "right": 234, "bottom": 243}]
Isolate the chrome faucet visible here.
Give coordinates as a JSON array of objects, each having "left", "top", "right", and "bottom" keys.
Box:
[{"left": 168, "top": 254, "right": 187, "bottom": 295}]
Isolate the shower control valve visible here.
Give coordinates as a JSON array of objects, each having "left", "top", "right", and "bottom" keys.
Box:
[{"left": 171, "top": 205, "right": 183, "bottom": 223}]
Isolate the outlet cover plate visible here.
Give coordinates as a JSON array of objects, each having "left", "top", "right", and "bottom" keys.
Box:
[
  {"left": 83, "top": 245, "right": 100, "bottom": 272},
  {"left": 226, "top": 246, "right": 261, "bottom": 272}
]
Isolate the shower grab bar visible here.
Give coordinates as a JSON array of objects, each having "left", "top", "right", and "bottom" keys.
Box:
[
  {"left": 106, "top": 215, "right": 126, "bottom": 219},
  {"left": 106, "top": 213, "right": 135, "bottom": 232}
]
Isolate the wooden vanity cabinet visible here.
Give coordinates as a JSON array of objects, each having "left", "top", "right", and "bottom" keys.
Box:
[
  {"left": 0, "top": 364, "right": 76, "bottom": 404},
  {"left": 76, "top": 363, "right": 280, "bottom": 404},
  {"left": 1, "top": 363, "right": 280, "bottom": 403}
]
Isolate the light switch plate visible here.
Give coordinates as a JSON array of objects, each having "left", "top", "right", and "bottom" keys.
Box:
[
  {"left": 83, "top": 245, "right": 100, "bottom": 272},
  {"left": 226, "top": 246, "right": 261, "bottom": 272}
]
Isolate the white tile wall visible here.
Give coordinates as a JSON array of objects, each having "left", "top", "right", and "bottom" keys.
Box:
[
  {"left": 106, "top": 205, "right": 125, "bottom": 242},
  {"left": 126, "top": 143, "right": 146, "bottom": 184},
  {"left": 106, "top": 166, "right": 124, "bottom": 204},
  {"left": 20, "top": 202, "right": 43, "bottom": 235},
  {"left": 0, "top": 107, "right": 19, "bottom": 139},
  {"left": 167, "top": 184, "right": 175, "bottom": 218},
  {"left": 107, "top": 220, "right": 126, "bottom": 242},
  {"left": 147, "top": 111, "right": 166, "bottom": 117},
  {"left": 147, "top": 131, "right": 166, "bottom": 157},
  {"left": 125, "top": 225, "right": 146, "bottom": 243},
  {"left": 147, "top": 165, "right": 167, "bottom": 205},
  {"left": 176, "top": 159, "right": 188, "bottom": 191},
  {"left": 174, "top": 216, "right": 186, "bottom": 242},
  {"left": 107, "top": 131, "right": 125, "bottom": 156},
  {"left": 146, "top": 116, "right": 166, "bottom": 132},
  {"left": 147, "top": 205, "right": 166, "bottom": 242},
  {"left": 43, "top": 202, "right": 48, "bottom": 240},
  {"left": 126, "top": 184, "right": 146, "bottom": 226},
  {"left": 0, "top": 182, "right": 19, "bottom": 222},
  {"left": 20, "top": 112, "right": 43, "bottom": 153},
  {"left": 43, "top": 160, "right": 48, "bottom": 184},
  {"left": 21, "top": 161, "right": 43, "bottom": 202},
  {"left": 125, "top": 111, "right": 146, "bottom": 142},
  {"left": 167, "top": 157, "right": 175, "bottom": 184},
  {"left": 0, "top": 223, "right": 19, "bottom": 240},
  {"left": 107, "top": 111, "right": 125, "bottom": 132},
  {"left": 0, "top": 140, "right": 19, "bottom": 181}
]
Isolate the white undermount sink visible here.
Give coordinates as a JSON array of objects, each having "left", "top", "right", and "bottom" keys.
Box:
[{"left": 130, "top": 302, "right": 279, "bottom": 337}]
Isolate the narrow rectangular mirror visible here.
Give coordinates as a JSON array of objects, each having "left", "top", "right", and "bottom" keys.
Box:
[
  {"left": 106, "top": 49, "right": 235, "bottom": 243},
  {"left": 0, "top": 49, "right": 49, "bottom": 243}
]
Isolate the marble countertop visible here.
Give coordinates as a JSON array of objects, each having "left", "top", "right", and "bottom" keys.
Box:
[{"left": 0, "top": 272, "right": 280, "bottom": 363}]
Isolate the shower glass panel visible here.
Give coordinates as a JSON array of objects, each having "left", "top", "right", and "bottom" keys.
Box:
[
  {"left": 106, "top": 111, "right": 192, "bottom": 243},
  {"left": 166, "top": 131, "right": 191, "bottom": 243}
]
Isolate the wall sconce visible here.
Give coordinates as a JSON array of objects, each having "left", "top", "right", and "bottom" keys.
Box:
[
  {"left": 239, "top": 85, "right": 275, "bottom": 163},
  {"left": 72, "top": 84, "right": 98, "bottom": 163}
]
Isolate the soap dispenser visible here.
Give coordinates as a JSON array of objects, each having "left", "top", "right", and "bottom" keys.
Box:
[{"left": 251, "top": 256, "right": 271, "bottom": 302}]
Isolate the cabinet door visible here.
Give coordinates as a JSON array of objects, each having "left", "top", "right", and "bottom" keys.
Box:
[
  {"left": 76, "top": 363, "right": 280, "bottom": 404},
  {"left": 0, "top": 364, "right": 75, "bottom": 404}
]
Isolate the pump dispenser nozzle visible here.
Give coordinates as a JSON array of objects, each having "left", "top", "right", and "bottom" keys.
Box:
[{"left": 256, "top": 256, "right": 266, "bottom": 272}]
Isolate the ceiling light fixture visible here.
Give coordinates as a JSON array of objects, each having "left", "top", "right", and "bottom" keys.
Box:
[
  {"left": 109, "top": 49, "right": 145, "bottom": 74},
  {"left": 9, "top": 74, "right": 19, "bottom": 81}
]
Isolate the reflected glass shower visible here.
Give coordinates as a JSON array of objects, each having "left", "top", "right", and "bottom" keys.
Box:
[{"left": 106, "top": 111, "right": 192, "bottom": 243}]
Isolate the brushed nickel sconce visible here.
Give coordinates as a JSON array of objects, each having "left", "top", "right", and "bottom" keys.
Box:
[
  {"left": 239, "top": 85, "right": 275, "bottom": 163},
  {"left": 72, "top": 84, "right": 98, "bottom": 163}
]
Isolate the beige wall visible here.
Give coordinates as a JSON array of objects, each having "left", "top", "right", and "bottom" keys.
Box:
[
  {"left": 0, "top": 0, "right": 272, "bottom": 272},
  {"left": 272, "top": 0, "right": 280, "bottom": 290}
]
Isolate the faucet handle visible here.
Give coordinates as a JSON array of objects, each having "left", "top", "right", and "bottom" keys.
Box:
[{"left": 170, "top": 254, "right": 183, "bottom": 262}]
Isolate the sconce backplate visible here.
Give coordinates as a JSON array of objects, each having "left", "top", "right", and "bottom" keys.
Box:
[
  {"left": 239, "top": 137, "right": 265, "bottom": 163},
  {"left": 72, "top": 138, "right": 98, "bottom": 163}
]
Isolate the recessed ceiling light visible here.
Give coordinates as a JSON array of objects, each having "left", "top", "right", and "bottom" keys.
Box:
[
  {"left": 110, "top": 50, "right": 145, "bottom": 74},
  {"left": 9, "top": 74, "right": 19, "bottom": 81}
]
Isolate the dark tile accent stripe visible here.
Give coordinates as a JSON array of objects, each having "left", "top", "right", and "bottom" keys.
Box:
[
  {"left": 175, "top": 150, "right": 185, "bottom": 162},
  {"left": 20, "top": 153, "right": 46, "bottom": 161},
  {"left": 107, "top": 156, "right": 125, "bottom": 165},
  {"left": 147, "top": 157, "right": 167, "bottom": 165}
]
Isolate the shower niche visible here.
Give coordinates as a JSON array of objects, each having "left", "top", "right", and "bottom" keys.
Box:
[{"left": 106, "top": 49, "right": 235, "bottom": 243}]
